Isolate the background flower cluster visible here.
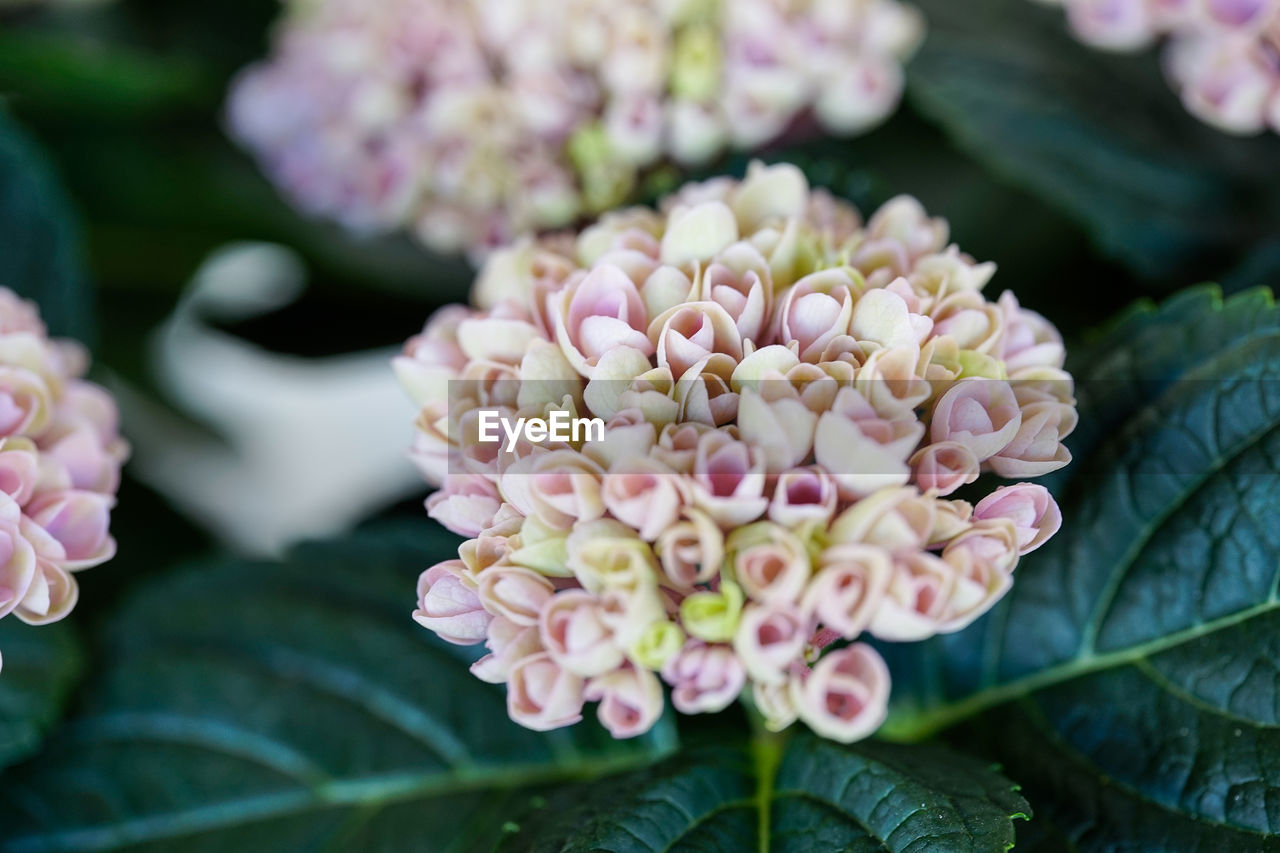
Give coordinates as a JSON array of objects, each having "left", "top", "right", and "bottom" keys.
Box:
[
  {"left": 396, "top": 162, "right": 1076, "bottom": 741},
  {"left": 228, "top": 0, "right": 924, "bottom": 257},
  {"left": 1040, "top": 0, "right": 1280, "bottom": 134},
  {"left": 0, "top": 289, "right": 126, "bottom": 673}
]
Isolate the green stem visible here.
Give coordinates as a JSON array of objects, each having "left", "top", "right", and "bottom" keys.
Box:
[
  {"left": 748, "top": 707, "right": 787, "bottom": 853},
  {"left": 879, "top": 595, "right": 1280, "bottom": 742}
]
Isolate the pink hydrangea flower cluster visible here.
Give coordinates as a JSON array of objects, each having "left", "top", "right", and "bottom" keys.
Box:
[
  {"left": 395, "top": 163, "right": 1075, "bottom": 742},
  {"left": 1038, "top": 0, "right": 1280, "bottom": 134},
  {"left": 0, "top": 289, "right": 127, "bottom": 673},
  {"left": 228, "top": 0, "right": 924, "bottom": 257}
]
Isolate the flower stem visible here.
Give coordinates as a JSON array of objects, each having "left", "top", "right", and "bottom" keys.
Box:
[{"left": 748, "top": 707, "right": 787, "bottom": 853}]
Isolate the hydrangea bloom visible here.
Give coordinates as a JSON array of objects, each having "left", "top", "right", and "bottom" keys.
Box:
[
  {"left": 1037, "top": 0, "right": 1280, "bottom": 134},
  {"left": 0, "top": 289, "right": 127, "bottom": 673},
  {"left": 396, "top": 162, "right": 1076, "bottom": 741},
  {"left": 229, "top": 0, "right": 924, "bottom": 257}
]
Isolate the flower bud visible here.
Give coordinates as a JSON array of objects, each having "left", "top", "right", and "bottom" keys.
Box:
[
  {"left": 507, "top": 652, "right": 586, "bottom": 731},
  {"left": 585, "top": 665, "right": 665, "bottom": 738},
  {"left": 26, "top": 490, "right": 116, "bottom": 571},
  {"left": 654, "top": 507, "right": 724, "bottom": 587},
  {"left": 849, "top": 287, "right": 933, "bottom": 350},
  {"left": 974, "top": 483, "right": 1062, "bottom": 554},
  {"left": 0, "top": 438, "right": 38, "bottom": 506},
  {"left": 426, "top": 474, "right": 503, "bottom": 538},
  {"left": 737, "top": 388, "right": 818, "bottom": 473},
  {"left": 552, "top": 265, "right": 654, "bottom": 377},
  {"left": 539, "top": 589, "right": 624, "bottom": 677},
  {"left": 0, "top": 508, "right": 36, "bottom": 620},
  {"left": 414, "top": 560, "right": 492, "bottom": 645},
  {"left": 829, "top": 486, "right": 935, "bottom": 553},
  {"left": 650, "top": 301, "right": 744, "bottom": 380},
  {"left": 689, "top": 431, "right": 769, "bottom": 526},
  {"left": 910, "top": 441, "right": 981, "bottom": 497},
  {"left": 726, "top": 522, "right": 811, "bottom": 605},
  {"left": 15, "top": 560, "right": 78, "bottom": 626},
  {"left": 600, "top": 458, "right": 687, "bottom": 541},
  {"left": 802, "top": 544, "right": 893, "bottom": 638},
  {"left": 996, "top": 292, "right": 1065, "bottom": 372},
  {"left": 501, "top": 450, "right": 605, "bottom": 531},
  {"left": 930, "top": 379, "right": 1022, "bottom": 461},
  {"left": 768, "top": 466, "right": 839, "bottom": 527},
  {"left": 471, "top": 616, "right": 543, "bottom": 684},
  {"left": 661, "top": 201, "right": 740, "bottom": 267},
  {"left": 567, "top": 519, "right": 660, "bottom": 592},
  {"left": 867, "top": 552, "right": 955, "bottom": 642},
  {"left": 477, "top": 566, "right": 556, "bottom": 626},
  {"left": 1065, "top": 0, "right": 1158, "bottom": 49},
  {"left": 661, "top": 640, "right": 746, "bottom": 714},
  {"left": 733, "top": 604, "right": 808, "bottom": 685},
  {"left": 939, "top": 525, "right": 1017, "bottom": 633},
  {"left": 814, "top": 387, "right": 924, "bottom": 499},
  {"left": 680, "top": 579, "right": 744, "bottom": 642},
  {"left": 752, "top": 678, "right": 799, "bottom": 732},
  {"left": 791, "top": 644, "right": 891, "bottom": 743},
  {"left": 986, "top": 400, "right": 1076, "bottom": 477},
  {"left": 701, "top": 242, "right": 774, "bottom": 341},
  {"left": 773, "top": 269, "right": 861, "bottom": 362}
]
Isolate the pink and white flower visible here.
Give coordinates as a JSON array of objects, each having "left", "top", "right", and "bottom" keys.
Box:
[
  {"left": 399, "top": 167, "right": 1075, "bottom": 742},
  {"left": 231, "top": 0, "right": 925, "bottom": 257},
  {"left": 1042, "top": 0, "right": 1280, "bottom": 136},
  {"left": 0, "top": 290, "right": 126, "bottom": 674}
]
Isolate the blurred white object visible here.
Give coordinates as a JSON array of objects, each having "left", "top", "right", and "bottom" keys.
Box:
[{"left": 117, "top": 242, "right": 422, "bottom": 557}]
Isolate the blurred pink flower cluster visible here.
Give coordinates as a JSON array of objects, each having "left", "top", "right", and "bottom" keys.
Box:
[
  {"left": 228, "top": 0, "right": 923, "bottom": 257},
  {"left": 395, "top": 163, "right": 1075, "bottom": 742},
  {"left": 0, "top": 290, "right": 127, "bottom": 673},
  {"left": 1040, "top": 0, "right": 1280, "bottom": 134}
]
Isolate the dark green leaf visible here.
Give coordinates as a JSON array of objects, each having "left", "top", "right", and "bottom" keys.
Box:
[
  {"left": 0, "top": 619, "right": 81, "bottom": 772},
  {"left": 500, "top": 735, "right": 1027, "bottom": 853},
  {"left": 0, "top": 31, "right": 213, "bottom": 123},
  {"left": 908, "top": 0, "right": 1280, "bottom": 282},
  {"left": 881, "top": 287, "right": 1280, "bottom": 849},
  {"left": 0, "top": 521, "right": 676, "bottom": 852},
  {"left": 0, "top": 108, "right": 93, "bottom": 345}
]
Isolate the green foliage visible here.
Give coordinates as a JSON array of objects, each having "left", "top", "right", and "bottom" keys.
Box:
[
  {"left": 0, "top": 619, "right": 81, "bottom": 773},
  {"left": 0, "top": 108, "right": 93, "bottom": 345},
  {"left": 0, "top": 524, "right": 1030, "bottom": 852},
  {"left": 0, "top": 30, "right": 212, "bottom": 123},
  {"left": 880, "top": 288, "right": 1280, "bottom": 849},
  {"left": 909, "top": 0, "right": 1280, "bottom": 282},
  {"left": 0, "top": 522, "right": 676, "bottom": 852},
  {"left": 502, "top": 737, "right": 1027, "bottom": 852}
]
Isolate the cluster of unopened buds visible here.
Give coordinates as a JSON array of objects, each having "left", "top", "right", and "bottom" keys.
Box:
[
  {"left": 396, "top": 162, "right": 1076, "bottom": 742},
  {"left": 1038, "top": 0, "right": 1280, "bottom": 134},
  {"left": 0, "top": 289, "right": 127, "bottom": 672},
  {"left": 229, "top": 0, "right": 924, "bottom": 258}
]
